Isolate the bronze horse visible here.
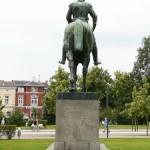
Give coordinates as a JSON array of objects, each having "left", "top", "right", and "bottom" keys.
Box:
[{"left": 63, "top": 19, "right": 94, "bottom": 92}]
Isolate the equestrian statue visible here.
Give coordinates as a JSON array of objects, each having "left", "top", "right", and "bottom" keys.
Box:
[{"left": 59, "top": 0, "right": 101, "bottom": 92}]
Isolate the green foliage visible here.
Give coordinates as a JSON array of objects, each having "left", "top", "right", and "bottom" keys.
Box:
[
  {"left": 42, "top": 66, "right": 69, "bottom": 121},
  {"left": 121, "top": 77, "right": 150, "bottom": 134},
  {"left": 6, "top": 108, "right": 24, "bottom": 126},
  {"left": 111, "top": 71, "right": 135, "bottom": 124},
  {"left": 132, "top": 36, "right": 150, "bottom": 86},
  {"left": 0, "top": 125, "right": 16, "bottom": 139},
  {"left": 43, "top": 108, "right": 55, "bottom": 125},
  {"left": 0, "top": 96, "right": 5, "bottom": 120},
  {"left": 112, "top": 71, "right": 135, "bottom": 106},
  {"left": 28, "top": 119, "right": 48, "bottom": 128},
  {"left": 130, "top": 78, "right": 150, "bottom": 119},
  {"left": 79, "top": 66, "right": 112, "bottom": 106},
  {"left": 100, "top": 108, "right": 118, "bottom": 124},
  {"left": 120, "top": 87, "right": 140, "bottom": 120},
  {"left": 31, "top": 108, "right": 39, "bottom": 119},
  {"left": 28, "top": 120, "right": 34, "bottom": 127}
]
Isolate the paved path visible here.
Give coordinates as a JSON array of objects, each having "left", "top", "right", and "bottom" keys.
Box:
[{"left": 11, "top": 129, "right": 150, "bottom": 139}]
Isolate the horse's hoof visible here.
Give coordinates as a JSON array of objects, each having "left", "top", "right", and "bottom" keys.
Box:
[
  {"left": 69, "top": 87, "right": 77, "bottom": 92},
  {"left": 59, "top": 59, "right": 65, "bottom": 65},
  {"left": 94, "top": 59, "right": 101, "bottom": 66}
]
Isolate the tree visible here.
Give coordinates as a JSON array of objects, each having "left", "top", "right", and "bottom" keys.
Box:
[
  {"left": 132, "top": 36, "right": 150, "bottom": 86},
  {"left": 111, "top": 71, "right": 135, "bottom": 124},
  {"left": 42, "top": 66, "right": 69, "bottom": 123},
  {"left": 122, "top": 78, "right": 150, "bottom": 135},
  {"left": 135, "top": 78, "right": 150, "bottom": 135},
  {"left": 78, "top": 66, "right": 113, "bottom": 107},
  {"left": 0, "top": 96, "right": 5, "bottom": 120},
  {"left": 31, "top": 108, "right": 39, "bottom": 119},
  {"left": 6, "top": 108, "right": 24, "bottom": 126},
  {"left": 121, "top": 87, "right": 140, "bottom": 131}
]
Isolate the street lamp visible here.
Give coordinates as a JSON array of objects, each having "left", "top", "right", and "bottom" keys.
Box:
[{"left": 105, "top": 89, "right": 109, "bottom": 138}]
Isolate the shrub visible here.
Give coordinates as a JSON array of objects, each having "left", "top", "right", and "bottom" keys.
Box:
[
  {"left": 0, "top": 125, "right": 16, "bottom": 139},
  {"left": 40, "top": 120, "right": 47, "bottom": 128},
  {"left": 5, "top": 108, "right": 24, "bottom": 126},
  {"left": 28, "top": 119, "right": 47, "bottom": 128}
]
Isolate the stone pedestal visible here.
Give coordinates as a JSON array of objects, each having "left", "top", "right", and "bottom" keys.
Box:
[{"left": 55, "top": 92, "right": 100, "bottom": 150}]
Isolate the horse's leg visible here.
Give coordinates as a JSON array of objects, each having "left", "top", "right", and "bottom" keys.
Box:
[
  {"left": 82, "top": 55, "right": 90, "bottom": 92},
  {"left": 68, "top": 52, "right": 77, "bottom": 92},
  {"left": 82, "top": 62, "right": 88, "bottom": 92},
  {"left": 73, "top": 63, "right": 78, "bottom": 92}
]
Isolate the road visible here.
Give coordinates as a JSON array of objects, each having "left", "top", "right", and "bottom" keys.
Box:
[{"left": 11, "top": 129, "right": 150, "bottom": 139}]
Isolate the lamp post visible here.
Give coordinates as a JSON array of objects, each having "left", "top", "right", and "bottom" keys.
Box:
[{"left": 105, "top": 89, "right": 109, "bottom": 138}]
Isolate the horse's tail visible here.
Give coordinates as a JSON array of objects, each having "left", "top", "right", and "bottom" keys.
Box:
[{"left": 74, "top": 19, "right": 83, "bottom": 52}]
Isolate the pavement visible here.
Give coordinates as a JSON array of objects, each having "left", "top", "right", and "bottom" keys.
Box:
[
  {"left": 9, "top": 129, "right": 150, "bottom": 139},
  {"left": 1, "top": 129, "right": 148, "bottom": 150}
]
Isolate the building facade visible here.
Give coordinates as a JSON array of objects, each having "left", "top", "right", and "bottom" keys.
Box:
[
  {"left": 13, "top": 80, "right": 47, "bottom": 119},
  {"left": 0, "top": 80, "right": 16, "bottom": 116},
  {"left": 0, "top": 80, "right": 48, "bottom": 119}
]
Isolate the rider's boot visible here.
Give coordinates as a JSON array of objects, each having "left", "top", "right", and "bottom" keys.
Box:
[
  {"left": 92, "top": 43, "right": 101, "bottom": 66},
  {"left": 59, "top": 46, "right": 66, "bottom": 65}
]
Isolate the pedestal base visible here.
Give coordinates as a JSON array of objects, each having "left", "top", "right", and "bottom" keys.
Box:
[
  {"left": 46, "top": 143, "right": 108, "bottom": 150},
  {"left": 55, "top": 92, "right": 100, "bottom": 150}
]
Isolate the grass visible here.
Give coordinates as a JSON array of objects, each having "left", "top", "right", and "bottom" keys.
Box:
[
  {"left": 20, "top": 124, "right": 148, "bottom": 130},
  {"left": 101, "top": 138, "right": 150, "bottom": 150},
  {"left": 0, "top": 139, "right": 54, "bottom": 150},
  {"left": 100, "top": 125, "right": 148, "bottom": 129},
  {"left": 19, "top": 125, "right": 56, "bottom": 130},
  {"left": 0, "top": 138, "right": 150, "bottom": 150}
]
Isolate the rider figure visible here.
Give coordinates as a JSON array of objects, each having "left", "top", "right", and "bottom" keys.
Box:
[{"left": 59, "top": 0, "right": 101, "bottom": 66}]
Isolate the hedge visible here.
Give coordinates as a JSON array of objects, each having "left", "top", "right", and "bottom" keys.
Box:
[
  {"left": 0, "top": 125, "right": 16, "bottom": 139},
  {"left": 28, "top": 119, "right": 47, "bottom": 128}
]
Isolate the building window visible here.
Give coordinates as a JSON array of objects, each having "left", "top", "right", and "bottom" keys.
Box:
[
  {"left": 7, "top": 111, "right": 11, "bottom": 117},
  {"left": 18, "top": 87, "right": 24, "bottom": 92},
  {"left": 31, "top": 87, "right": 38, "bottom": 92},
  {"left": 31, "top": 96, "right": 38, "bottom": 106},
  {"left": 5, "top": 96, "right": 9, "bottom": 104},
  {"left": 18, "top": 96, "right": 24, "bottom": 106}
]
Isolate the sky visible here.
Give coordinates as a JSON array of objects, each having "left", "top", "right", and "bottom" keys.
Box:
[{"left": 0, "top": 0, "right": 150, "bottom": 82}]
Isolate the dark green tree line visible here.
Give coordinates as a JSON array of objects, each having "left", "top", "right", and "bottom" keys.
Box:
[
  {"left": 42, "top": 66, "right": 69, "bottom": 124},
  {"left": 132, "top": 36, "right": 150, "bottom": 86}
]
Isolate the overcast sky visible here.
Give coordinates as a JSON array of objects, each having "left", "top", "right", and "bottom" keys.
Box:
[{"left": 0, "top": 0, "right": 150, "bottom": 82}]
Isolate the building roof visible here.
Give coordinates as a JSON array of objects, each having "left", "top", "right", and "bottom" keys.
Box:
[
  {"left": 0, "top": 80, "right": 15, "bottom": 87},
  {"left": 0, "top": 80, "right": 48, "bottom": 88},
  {"left": 13, "top": 80, "right": 45, "bottom": 87}
]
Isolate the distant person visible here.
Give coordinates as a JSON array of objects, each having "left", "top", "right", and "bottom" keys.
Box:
[
  {"left": 1, "top": 118, "right": 5, "bottom": 125},
  {"left": 17, "top": 128, "right": 21, "bottom": 139},
  {"left": 34, "top": 120, "right": 37, "bottom": 130},
  {"left": 103, "top": 117, "right": 110, "bottom": 133}
]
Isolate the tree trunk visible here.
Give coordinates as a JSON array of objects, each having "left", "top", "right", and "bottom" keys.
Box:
[
  {"left": 134, "top": 118, "right": 137, "bottom": 132},
  {"left": 137, "top": 118, "right": 138, "bottom": 131},
  {"left": 132, "top": 118, "right": 133, "bottom": 132},
  {"left": 146, "top": 115, "right": 149, "bottom": 136}
]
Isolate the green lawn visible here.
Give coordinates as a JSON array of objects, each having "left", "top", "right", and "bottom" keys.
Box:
[
  {"left": 0, "top": 139, "right": 54, "bottom": 150},
  {"left": 46, "top": 124, "right": 148, "bottom": 130},
  {"left": 0, "top": 139, "right": 150, "bottom": 150},
  {"left": 101, "top": 138, "right": 150, "bottom": 150},
  {"left": 20, "top": 125, "right": 148, "bottom": 130},
  {"left": 100, "top": 125, "right": 148, "bottom": 129}
]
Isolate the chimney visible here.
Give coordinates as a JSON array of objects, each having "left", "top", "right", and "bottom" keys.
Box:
[{"left": 32, "top": 77, "right": 36, "bottom": 82}]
